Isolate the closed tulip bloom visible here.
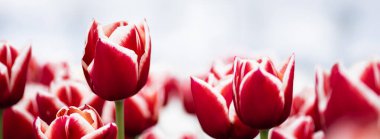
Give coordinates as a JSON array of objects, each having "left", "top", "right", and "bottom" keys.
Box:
[
  {"left": 316, "top": 63, "right": 380, "bottom": 130},
  {"left": 82, "top": 19, "right": 151, "bottom": 101},
  {"left": 34, "top": 105, "right": 117, "bottom": 139},
  {"left": 0, "top": 42, "right": 32, "bottom": 108},
  {"left": 191, "top": 73, "right": 258, "bottom": 138},
  {"left": 232, "top": 54, "right": 295, "bottom": 129}
]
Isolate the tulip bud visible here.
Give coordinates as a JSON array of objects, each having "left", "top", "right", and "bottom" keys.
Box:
[
  {"left": 82, "top": 19, "right": 151, "bottom": 101},
  {"left": 232, "top": 54, "right": 295, "bottom": 129}
]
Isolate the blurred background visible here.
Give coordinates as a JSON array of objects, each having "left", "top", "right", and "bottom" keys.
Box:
[{"left": 0, "top": 0, "right": 379, "bottom": 138}]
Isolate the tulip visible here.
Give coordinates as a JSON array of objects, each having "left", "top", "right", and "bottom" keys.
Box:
[
  {"left": 81, "top": 19, "right": 151, "bottom": 101},
  {"left": 191, "top": 73, "right": 258, "bottom": 138},
  {"left": 34, "top": 105, "right": 117, "bottom": 139},
  {"left": 37, "top": 61, "right": 71, "bottom": 86},
  {"left": 82, "top": 19, "right": 151, "bottom": 139},
  {"left": 232, "top": 54, "right": 295, "bottom": 138},
  {"left": 0, "top": 42, "right": 32, "bottom": 108},
  {"left": 270, "top": 116, "right": 315, "bottom": 139},
  {"left": 2, "top": 106, "right": 36, "bottom": 139},
  {"left": 359, "top": 60, "right": 380, "bottom": 95},
  {"left": 291, "top": 87, "right": 321, "bottom": 130},
  {"left": 36, "top": 80, "right": 105, "bottom": 124},
  {"left": 0, "top": 42, "right": 32, "bottom": 139},
  {"left": 315, "top": 63, "right": 380, "bottom": 130},
  {"left": 102, "top": 80, "right": 162, "bottom": 137}
]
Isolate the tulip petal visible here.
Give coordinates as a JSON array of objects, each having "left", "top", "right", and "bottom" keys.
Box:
[
  {"left": 34, "top": 117, "right": 49, "bottom": 139},
  {"left": 360, "top": 61, "right": 380, "bottom": 95},
  {"left": 323, "top": 63, "right": 380, "bottom": 128},
  {"left": 103, "top": 21, "right": 128, "bottom": 37},
  {"left": 44, "top": 116, "right": 69, "bottom": 139},
  {"left": 88, "top": 31, "right": 139, "bottom": 100},
  {"left": 124, "top": 94, "right": 150, "bottom": 136},
  {"left": 6, "top": 45, "right": 31, "bottom": 108},
  {"left": 239, "top": 67, "right": 284, "bottom": 129},
  {"left": 81, "top": 123, "right": 117, "bottom": 139},
  {"left": 229, "top": 104, "right": 259, "bottom": 138},
  {"left": 66, "top": 113, "right": 96, "bottom": 139},
  {"left": 135, "top": 20, "right": 151, "bottom": 92},
  {"left": 0, "top": 63, "right": 10, "bottom": 107},
  {"left": 191, "top": 77, "right": 230, "bottom": 138},
  {"left": 36, "top": 92, "right": 66, "bottom": 124},
  {"left": 83, "top": 20, "right": 99, "bottom": 66},
  {"left": 83, "top": 94, "right": 105, "bottom": 116},
  {"left": 277, "top": 54, "right": 295, "bottom": 124},
  {"left": 3, "top": 107, "right": 36, "bottom": 139},
  {"left": 51, "top": 81, "right": 84, "bottom": 107}
]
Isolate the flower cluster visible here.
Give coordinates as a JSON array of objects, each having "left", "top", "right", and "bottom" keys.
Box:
[{"left": 1, "top": 18, "right": 379, "bottom": 139}]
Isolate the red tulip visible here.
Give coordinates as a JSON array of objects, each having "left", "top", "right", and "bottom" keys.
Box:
[
  {"left": 270, "top": 116, "right": 315, "bottom": 139},
  {"left": 0, "top": 42, "right": 32, "bottom": 108},
  {"left": 180, "top": 79, "right": 196, "bottom": 114},
  {"left": 191, "top": 73, "right": 258, "bottom": 138},
  {"left": 316, "top": 63, "right": 380, "bottom": 129},
  {"left": 359, "top": 60, "right": 380, "bottom": 95},
  {"left": 232, "top": 54, "right": 295, "bottom": 129},
  {"left": 37, "top": 80, "right": 105, "bottom": 124},
  {"left": 34, "top": 105, "right": 117, "bottom": 139},
  {"left": 82, "top": 19, "right": 151, "bottom": 101},
  {"left": 291, "top": 87, "right": 321, "bottom": 130},
  {"left": 102, "top": 81, "right": 161, "bottom": 137}
]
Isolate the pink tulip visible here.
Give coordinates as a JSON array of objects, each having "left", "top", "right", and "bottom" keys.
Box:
[
  {"left": 0, "top": 42, "right": 32, "bottom": 108},
  {"left": 191, "top": 73, "right": 258, "bottom": 138},
  {"left": 232, "top": 54, "right": 295, "bottom": 129},
  {"left": 316, "top": 63, "right": 380, "bottom": 130},
  {"left": 34, "top": 105, "right": 117, "bottom": 139},
  {"left": 82, "top": 19, "right": 151, "bottom": 101}
]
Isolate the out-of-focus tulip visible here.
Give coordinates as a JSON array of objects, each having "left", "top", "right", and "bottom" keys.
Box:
[
  {"left": 291, "top": 87, "right": 321, "bottom": 130},
  {"left": 326, "top": 120, "right": 380, "bottom": 139},
  {"left": 102, "top": 81, "right": 162, "bottom": 137},
  {"left": 3, "top": 106, "right": 36, "bottom": 139},
  {"left": 180, "top": 79, "right": 196, "bottom": 114},
  {"left": 36, "top": 80, "right": 105, "bottom": 124},
  {"left": 316, "top": 63, "right": 380, "bottom": 130},
  {"left": 34, "top": 105, "right": 117, "bottom": 139},
  {"left": 37, "top": 61, "right": 71, "bottom": 86},
  {"left": 270, "top": 116, "right": 315, "bottom": 139},
  {"left": 232, "top": 54, "right": 295, "bottom": 129},
  {"left": 359, "top": 60, "right": 380, "bottom": 95},
  {"left": 82, "top": 19, "right": 151, "bottom": 101},
  {"left": 191, "top": 73, "right": 258, "bottom": 138},
  {"left": 0, "top": 42, "right": 32, "bottom": 108}
]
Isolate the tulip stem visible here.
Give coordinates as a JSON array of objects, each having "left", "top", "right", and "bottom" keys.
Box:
[
  {"left": 115, "top": 100, "right": 125, "bottom": 139},
  {"left": 0, "top": 109, "right": 3, "bottom": 139},
  {"left": 260, "top": 129, "right": 269, "bottom": 139}
]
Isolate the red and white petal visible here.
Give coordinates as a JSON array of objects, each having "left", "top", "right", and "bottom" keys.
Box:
[
  {"left": 135, "top": 20, "right": 151, "bottom": 92},
  {"left": 239, "top": 67, "right": 284, "bottom": 129},
  {"left": 190, "top": 77, "right": 230, "bottom": 138},
  {"left": 323, "top": 64, "right": 380, "bottom": 128},
  {"left": 88, "top": 32, "right": 139, "bottom": 100},
  {"left": 33, "top": 117, "right": 49, "bottom": 139},
  {"left": 360, "top": 61, "right": 380, "bottom": 95},
  {"left": 277, "top": 54, "right": 295, "bottom": 124},
  {"left": 36, "top": 92, "right": 66, "bottom": 124}
]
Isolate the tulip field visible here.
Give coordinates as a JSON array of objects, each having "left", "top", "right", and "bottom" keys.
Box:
[{"left": 0, "top": 1, "right": 380, "bottom": 139}]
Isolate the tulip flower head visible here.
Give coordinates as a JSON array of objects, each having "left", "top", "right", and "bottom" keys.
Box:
[
  {"left": 232, "top": 54, "right": 295, "bottom": 129},
  {"left": 82, "top": 19, "right": 151, "bottom": 101},
  {"left": 0, "top": 42, "right": 32, "bottom": 108}
]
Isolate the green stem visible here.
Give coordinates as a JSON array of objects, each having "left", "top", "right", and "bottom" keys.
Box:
[
  {"left": 260, "top": 129, "right": 269, "bottom": 139},
  {"left": 115, "top": 100, "right": 125, "bottom": 139},
  {"left": 0, "top": 109, "right": 3, "bottom": 139}
]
